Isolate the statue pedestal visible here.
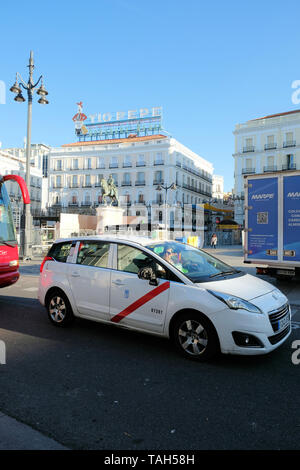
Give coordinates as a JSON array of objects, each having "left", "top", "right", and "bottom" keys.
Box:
[{"left": 96, "top": 206, "right": 124, "bottom": 233}]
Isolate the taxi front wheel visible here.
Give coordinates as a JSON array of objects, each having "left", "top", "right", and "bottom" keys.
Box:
[
  {"left": 171, "top": 312, "right": 219, "bottom": 361},
  {"left": 46, "top": 290, "right": 74, "bottom": 327}
]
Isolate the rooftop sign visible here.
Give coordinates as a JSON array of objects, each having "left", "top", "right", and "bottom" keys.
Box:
[{"left": 73, "top": 103, "right": 163, "bottom": 141}]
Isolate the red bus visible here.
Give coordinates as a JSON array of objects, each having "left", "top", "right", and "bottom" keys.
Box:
[{"left": 0, "top": 175, "right": 30, "bottom": 288}]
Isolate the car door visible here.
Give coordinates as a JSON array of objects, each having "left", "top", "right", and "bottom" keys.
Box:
[
  {"left": 67, "top": 240, "right": 112, "bottom": 320},
  {"left": 109, "top": 243, "right": 171, "bottom": 333}
]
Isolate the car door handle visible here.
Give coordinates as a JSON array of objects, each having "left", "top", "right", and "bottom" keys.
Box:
[
  {"left": 71, "top": 272, "right": 80, "bottom": 278},
  {"left": 112, "top": 279, "right": 125, "bottom": 286}
]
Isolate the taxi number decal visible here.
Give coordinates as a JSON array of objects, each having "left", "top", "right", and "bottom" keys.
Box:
[{"left": 111, "top": 281, "right": 170, "bottom": 324}]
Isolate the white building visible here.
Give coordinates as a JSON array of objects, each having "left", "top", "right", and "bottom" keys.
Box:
[
  {"left": 233, "top": 109, "right": 300, "bottom": 224},
  {"left": 212, "top": 175, "right": 224, "bottom": 201},
  {"left": 48, "top": 134, "right": 213, "bottom": 211}
]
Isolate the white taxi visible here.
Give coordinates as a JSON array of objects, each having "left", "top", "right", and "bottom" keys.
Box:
[{"left": 38, "top": 236, "right": 292, "bottom": 361}]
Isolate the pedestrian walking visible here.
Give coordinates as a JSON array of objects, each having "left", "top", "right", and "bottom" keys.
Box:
[{"left": 211, "top": 233, "right": 218, "bottom": 249}]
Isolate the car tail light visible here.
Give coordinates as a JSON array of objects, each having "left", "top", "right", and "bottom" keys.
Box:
[{"left": 40, "top": 256, "right": 53, "bottom": 273}]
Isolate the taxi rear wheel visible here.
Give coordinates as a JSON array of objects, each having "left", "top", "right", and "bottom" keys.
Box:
[
  {"left": 171, "top": 312, "right": 219, "bottom": 361},
  {"left": 46, "top": 290, "right": 74, "bottom": 327}
]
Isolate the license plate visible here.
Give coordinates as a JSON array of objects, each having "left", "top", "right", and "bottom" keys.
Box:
[
  {"left": 278, "top": 313, "right": 290, "bottom": 331},
  {"left": 277, "top": 269, "right": 295, "bottom": 276}
]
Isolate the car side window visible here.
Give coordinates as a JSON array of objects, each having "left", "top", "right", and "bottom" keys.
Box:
[
  {"left": 48, "top": 242, "right": 74, "bottom": 263},
  {"left": 77, "top": 241, "right": 110, "bottom": 268},
  {"left": 117, "top": 244, "right": 154, "bottom": 274},
  {"left": 116, "top": 244, "right": 182, "bottom": 282}
]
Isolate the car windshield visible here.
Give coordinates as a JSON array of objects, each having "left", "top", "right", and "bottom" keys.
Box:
[
  {"left": 146, "top": 242, "right": 242, "bottom": 283},
  {"left": 0, "top": 183, "right": 17, "bottom": 244}
]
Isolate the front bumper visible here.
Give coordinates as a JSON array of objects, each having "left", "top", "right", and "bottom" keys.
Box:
[
  {"left": 210, "top": 293, "right": 292, "bottom": 356},
  {"left": 0, "top": 269, "right": 19, "bottom": 288}
]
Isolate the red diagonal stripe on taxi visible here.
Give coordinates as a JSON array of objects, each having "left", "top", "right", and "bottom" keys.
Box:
[{"left": 111, "top": 281, "right": 170, "bottom": 323}]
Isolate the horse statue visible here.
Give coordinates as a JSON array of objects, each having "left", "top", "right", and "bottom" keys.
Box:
[{"left": 100, "top": 176, "right": 119, "bottom": 206}]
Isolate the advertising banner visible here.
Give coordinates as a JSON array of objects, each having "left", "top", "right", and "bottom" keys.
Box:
[
  {"left": 283, "top": 175, "right": 300, "bottom": 262},
  {"left": 247, "top": 177, "right": 278, "bottom": 260}
]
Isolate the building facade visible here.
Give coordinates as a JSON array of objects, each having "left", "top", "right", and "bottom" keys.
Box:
[
  {"left": 212, "top": 175, "right": 224, "bottom": 201},
  {"left": 48, "top": 134, "right": 213, "bottom": 212},
  {"left": 233, "top": 109, "right": 300, "bottom": 224}
]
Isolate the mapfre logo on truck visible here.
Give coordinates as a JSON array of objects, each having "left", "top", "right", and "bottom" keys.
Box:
[
  {"left": 251, "top": 193, "right": 274, "bottom": 200},
  {"left": 287, "top": 192, "right": 300, "bottom": 198}
]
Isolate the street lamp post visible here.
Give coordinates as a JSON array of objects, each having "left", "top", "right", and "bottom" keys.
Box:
[
  {"left": 155, "top": 183, "right": 177, "bottom": 239},
  {"left": 10, "top": 51, "right": 49, "bottom": 259}
]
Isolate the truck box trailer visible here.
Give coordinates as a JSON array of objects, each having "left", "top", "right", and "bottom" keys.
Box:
[{"left": 244, "top": 170, "right": 300, "bottom": 279}]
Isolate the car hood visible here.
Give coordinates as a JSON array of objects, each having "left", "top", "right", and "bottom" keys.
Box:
[{"left": 196, "top": 273, "right": 277, "bottom": 301}]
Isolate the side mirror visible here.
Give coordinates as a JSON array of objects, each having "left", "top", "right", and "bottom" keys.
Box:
[{"left": 138, "top": 267, "right": 158, "bottom": 286}]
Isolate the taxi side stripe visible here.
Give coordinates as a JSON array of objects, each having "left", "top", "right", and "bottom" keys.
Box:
[{"left": 111, "top": 281, "right": 170, "bottom": 323}]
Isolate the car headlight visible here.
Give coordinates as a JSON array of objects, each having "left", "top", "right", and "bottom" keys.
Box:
[{"left": 208, "top": 290, "right": 262, "bottom": 314}]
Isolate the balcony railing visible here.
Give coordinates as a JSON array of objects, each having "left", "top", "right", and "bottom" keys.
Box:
[
  {"left": 153, "top": 180, "right": 164, "bottom": 185},
  {"left": 263, "top": 166, "right": 277, "bottom": 172},
  {"left": 264, "top": 143, "right": 277, "bottom": 150},
  {"left": 135, "top": 181, "right": 146, "bottom": 186},
  {"left": 109, "top": 163, "right": 119, "bottom": 168},
  {"left": 283, "top": 141, "right": 296, "bottom": 148},
  {"left": 83, "top": 183, "right": 92, "bottom": 188},
  {"left": 282, "top": 164, "right": 297, "bottom": 171},
  {"left": 154, "top": 161, "right": 164, "bottom": 166},
  {"left": 242, "top": 168, "right": 255, "bottom": 174},
  {"left": 136, "top": 162, "right": 146, "bottom": 167},
  {"left": 243, "top": 146, "right": 255, "bottom": 153},
  {"left": 123, "top": 163, "right": 132, "bottom": 168},
  {"left": 121, "top": 181, "right": 132, "bottom": 186}
]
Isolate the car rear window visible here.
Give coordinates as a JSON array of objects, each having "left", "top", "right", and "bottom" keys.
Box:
[{"left": 48, "top": 242, "right": 73, "bottom": 263}]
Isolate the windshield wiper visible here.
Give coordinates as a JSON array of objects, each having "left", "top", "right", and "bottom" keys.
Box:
[
  {"left": 209, "top": 270, "right": 239, "bottom": 278},
  {"left": 0, "top": 240, "right": 17, "bottom": 248}
]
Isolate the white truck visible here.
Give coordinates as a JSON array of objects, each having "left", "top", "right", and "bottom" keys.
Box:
[{"left": 244, "top": 170, "right": 300, "bottom": 280}]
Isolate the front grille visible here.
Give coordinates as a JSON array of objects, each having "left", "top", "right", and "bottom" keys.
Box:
[
  {"left": 268, "top": 325, "right": 291, "bottom": 345},
  {"left": 269, "top": 303, "right": 290, "bottom": 332}
]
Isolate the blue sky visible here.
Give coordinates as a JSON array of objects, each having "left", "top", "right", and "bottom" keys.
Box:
[{"left": 1, "top": 0, "right": 300, "bottom": 191}]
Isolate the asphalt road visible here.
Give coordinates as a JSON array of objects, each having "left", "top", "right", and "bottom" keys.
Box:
[{"left": 0, "top": 248, "right": 299, "bottom": 450}]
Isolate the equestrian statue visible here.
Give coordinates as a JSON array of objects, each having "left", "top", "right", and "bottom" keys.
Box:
[{"left": 100, "top": 174, "right": 119, "bottom": 206}]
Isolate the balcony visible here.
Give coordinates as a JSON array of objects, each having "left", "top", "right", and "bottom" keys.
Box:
[
  {"left": 96, "top": 165, "right": 105, "bottom": 169},
  {"left": 263, "top": 166, "right": 277, "bottom": 172},
  {"left": 135, "top": 181, "right": 146, "bottom": 186},
  {"left": 69, "top": 184, "right": 79, "bottom": 188},
  {"left": 82, "top": 183, "right": 92, "bottom": 188},
  {"left": 242, "top": 168, "right": 255, "bottom": 174},
  {"left": 154, "top": 160, "right": 164, "bottom": 166},
  {"left": 123, "top": 163, "right": 132, "bottom": 168},
  {"left": 68, "top": 202, "right": 79, "bottom": 207},
  {"left": 282, "top": 164, "right": 297, "bottom": 171},
  {"left": 283, "top": 141, "right": 296, "bottom": 148},
  {"left": 121, "top": 181, "right": 132, "bottom": 186},
  {"left": 81, "top": 202, "right": 92, "bottom": 207},
  {"left": 243, "top": 146, "right": 255, "bottom": 153},
  {"left": 153, "top": 180, "right": 164, "bottom": 185},
  {"left": 109, "top": 163, "right": 119, "bottom": 169},
  {"left": 264, "top": 143, "right": 277, "bottom": 150},
  {"left": 136, "top": 162, "right": 146, "bottom": 167}
]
